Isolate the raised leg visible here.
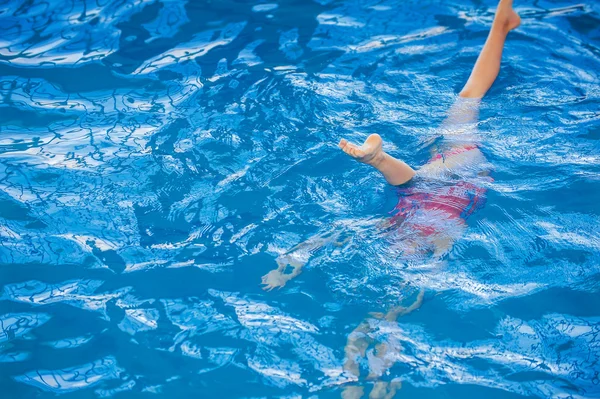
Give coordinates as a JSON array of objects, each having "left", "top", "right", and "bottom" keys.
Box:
[
  {"left": 459, "top": 0, "right": 521, "bottom": 99},
  {"left": 339, "top": 1, "right": 520, "bottom": 185}
]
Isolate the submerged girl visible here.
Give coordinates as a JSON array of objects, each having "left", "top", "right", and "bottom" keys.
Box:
[
  {"left": 263, "top": 0, "right": 521, "bottom": 397},
  {"left": 261, "top": 0, "right": 521, "bottom": 292}
]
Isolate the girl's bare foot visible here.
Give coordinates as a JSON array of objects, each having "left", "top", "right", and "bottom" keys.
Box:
[
  {"left": 339, "top": 134, "right": 384, "bottom": 166},
  {"left": 494, "top": 0, "right": 521, "bottom": 32},
  {"left": 338, "top": 133, "right": 415, "bottom": 185}
]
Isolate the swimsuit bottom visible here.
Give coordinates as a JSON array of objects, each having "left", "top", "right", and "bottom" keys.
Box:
[{"left": 390, "top": 146, "right": 489, "bottom": 236}]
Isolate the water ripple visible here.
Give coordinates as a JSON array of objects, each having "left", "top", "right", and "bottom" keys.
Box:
[
  {"left": 14, "top": 356, "right": 123, "bottom": 393},
  {"left": 0, "top": 0, "right": 599, "bottom": 397}
]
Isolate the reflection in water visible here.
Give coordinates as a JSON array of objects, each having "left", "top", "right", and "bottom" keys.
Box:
[
  {"left": 134, "top": 22, "right": 247, "bottom": 75},
  {"left": 3, "top": 280, "right": 130, "bottom": 317},
  {"left": 382, "top": 313, "right": 600, "bottom": 399},
  {"left": 0, "top": 312, "right": 50, "bottom": 342},
  {"left": 44, "top": 335, "right": 94, "bottom": 349},
  {"left": 14, "top": 356, "right": 123, "bottom": 393},
  {"left": 209, "top": 289, "right": 345, "bottom": 389},
  {"left": 0, "top": 0, "right": 599, "bottom": 397},
  {"left": 118, "top": 308, "right": 159, "bottom": 336},
  {"left": 0, "top": 0, "right": 149, "bottom": 67},
  {"left": 342, "top": 290, "right": 424, "bottom": 399}
]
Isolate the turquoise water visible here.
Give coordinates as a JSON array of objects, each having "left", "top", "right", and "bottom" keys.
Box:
[{"left": 1, "top": 0, "right": 600, "bottom": 397}]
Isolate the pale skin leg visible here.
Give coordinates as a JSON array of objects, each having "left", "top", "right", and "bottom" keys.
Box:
[
  {"left": 339, "top": 2, "right": 521, "bottom": 397},
  {"left": 342, "top": 289, "right": 424, "bottom": 399},
  {"left": 338, "top": 134, "right": 416, "bottom": 186},
  {"left": 341, "top": 321, "right": 372, "bottom": 399},
  {"left": 339, "top": 0, "right": 521, "bottom": 180},
  {"left": 369, "top": 380, "right": 401, "bottom": 399},
  {"left": 460, "top": 0, "right": 521, "bottom": 99},
  {"left": 339, "top": 0, "right": 520, "bottom": 259},
  {"left": 261, "top": 0, "right": 520, "bottom": 290}
]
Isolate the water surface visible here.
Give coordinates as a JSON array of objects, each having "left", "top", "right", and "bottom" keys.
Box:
[{"left": 1, "top": 0, "right": 600, "bottom": 398}]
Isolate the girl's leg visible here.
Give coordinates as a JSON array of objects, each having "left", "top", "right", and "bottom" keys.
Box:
[
  {"left": 459, "top": 0, "right": 521, "bottom": 99},
  {"left": 445, "top": 0, "right": 520, "bottom": 126},
  {"left": 339, "top": 134, "right": 415, "bottom": 186},
  {"left": 339, "top": 0, "right": 520, "bottom": 184},
  {"left": 435, "top": 0, "right": 520, "bottom": 171}
]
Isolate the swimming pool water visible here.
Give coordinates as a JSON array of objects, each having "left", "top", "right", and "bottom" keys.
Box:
[{"left": 1, "top": 0, "right": 599, "bottom": 398}]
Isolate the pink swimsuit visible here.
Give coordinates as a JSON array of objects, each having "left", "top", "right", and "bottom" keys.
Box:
[{"left": 390, "top": 145, "right": 488, "bottom": 235}]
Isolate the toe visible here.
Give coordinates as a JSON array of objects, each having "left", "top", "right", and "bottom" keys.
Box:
[
  {"left": 342, "top": 142, "right": 357, "bottom": 154},
  {"left": 341, "top": 145, "right": 352, "bottom": 155},
  {"left": 351, "top": 147, "right": 365, "bottom": 158},
  {"left": 343, "top": 143, "right": 359, "bottom": 155}
]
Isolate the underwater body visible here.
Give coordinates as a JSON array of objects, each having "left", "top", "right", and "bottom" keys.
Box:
[{"left": 1, "top": 0, "right": 600, "bottom": 398}]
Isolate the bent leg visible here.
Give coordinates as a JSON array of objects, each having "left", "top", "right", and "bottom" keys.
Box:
[
  {"left": 338, "top": 1, "right": 520, "bottom": 185},
  {"left": 339, "top": 134, "right": 415, "bottom": 186}
]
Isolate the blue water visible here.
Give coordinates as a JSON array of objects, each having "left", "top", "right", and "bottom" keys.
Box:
[{"left": 1, "top": 0, "right": 600, "bottom": 397}]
